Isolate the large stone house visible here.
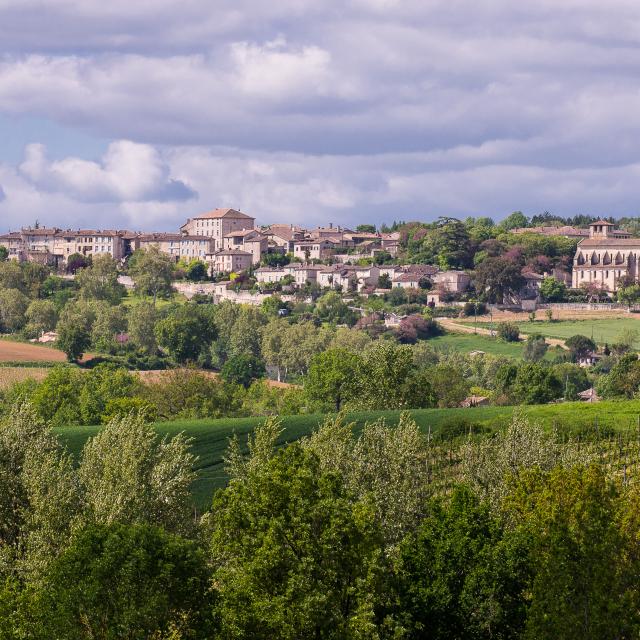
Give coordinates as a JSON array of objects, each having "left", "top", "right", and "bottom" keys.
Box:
[
  {"left": 223, "top": 229, "right": 268, "bottom": 264},
  {"left": 180, "top": 208, "right": 255, "bottom": 251},
  {"left": 572, "top": 221, "right": 636, "bottom": 292}
]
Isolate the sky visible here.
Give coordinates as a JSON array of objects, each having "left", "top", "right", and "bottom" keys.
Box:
[{"left": 1, "top": 0, "right": 640, "bottom": 231}]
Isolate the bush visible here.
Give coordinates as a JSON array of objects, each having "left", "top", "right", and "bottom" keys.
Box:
[
  {"left": 462, "top": 301, "right": 488, "bottom": 317},
  {"left": 101, "top": 397, "right": 158, "bottom": 424},
  {"left": 497, "top": 321, "right": 520, "bottom": 342}
]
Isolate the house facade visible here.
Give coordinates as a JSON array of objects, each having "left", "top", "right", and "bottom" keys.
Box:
[
  {"left": 572, "top": 221, "right": 639, "bottom": 292},
  {"left": 180, "top": 208, "right": 255, "bottom": 251}
]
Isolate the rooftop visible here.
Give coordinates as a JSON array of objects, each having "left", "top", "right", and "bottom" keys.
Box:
[{"left": 189, "top": 208, "right": 254, "bottom": 221}]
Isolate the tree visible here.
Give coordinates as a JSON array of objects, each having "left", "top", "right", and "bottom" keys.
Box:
[
  {"left": 499, "top": 210, "right": 529, "bottom": 231},
  {"left": 377, "top": 273, "right": 392, "bottom": 289},
  {"left": 37, "top": 523, "right": 214, "bottom": 639},
  {"left": 596, "top": 353, "right": 640, "bottom": 399},
  {"left": 127, "top": 302, "right": 159, "bottom": 354},
  {"left": 565, "top": 334, "right": 596, "bottom": 361},
  {"left": 358, "top": 342, "right": 435, "bottom": 409},
  {"left": 186, "top": 259, "right": 208, "bottom": 281},
  {"left": 221, "top": 353, "right": 266, "bottom": 388},
  {"left": 314, "top": 291, "right": 356, "bottom": 325},
  {"left": 90, "top": 303, "right": 127, "bottom": 353},
  {"left": 25, "top": 299, "right": 58, "bottom": 337},
  {"left": 397, "top": 486, "right": 528, "bottom": 640},
  {"left": 505, "top": 466, "right": 630, "bottom": 639},
  {"left": 539, "top": 276, "right": 568, "bottom": 302},
  {"left": 497, "top": 321, "right": 520, "bottom": 342},
  {"left": 76, "top": 254, "right": 125, "bottom": 304},
  {"left": 209, "top": 443, "right": 384, "bottom": 640},
  {"left": 426, "top": 364, "right": 470, "bottom": 408},
  {"left": 0, "top": 246, "right": 7, "bottom": 261},
  {"left": 511, "top": 363, "right": 563, "bottom": 404},
  {"left": 56, "top": 310, "right": 91, "bottom": 362},
  {"left": 523, "top": 333, "right": 548, "bottom": 362},
  {"left": 396, "top": 314, "right": 441, "bottom": 343},
  {"left": 155, "top": 304, "right": 217, "bottom": 364},
  {"left": 129, "top": 246, "right": 175, "bottom": 304},
  {"left": 0, "top": 260, "right": 25, "bottom": 291},
  {"left": 474, "top": 257, "right": 525, "bottom": 303},
  {"left": 65, "top": 253, "right": 90, "bottom": 274},
  {"left": 356, "top": 224, "right": 376, "bottom": 233},
  {"left": 79, "top": 413, "right": 195, "bottom": 534},
  {"left": 305, "top": 348, "right": 363, "bottom": 411},
  {"left": 0, "top": 288, "right": 30, "bottom": 332}
]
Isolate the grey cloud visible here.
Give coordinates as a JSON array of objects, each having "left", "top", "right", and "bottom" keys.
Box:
[{"left": 0, "top": 1, "right": 640, "bottom": 223}]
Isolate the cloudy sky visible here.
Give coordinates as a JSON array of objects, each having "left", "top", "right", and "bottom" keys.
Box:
[{"left": 1, "top": 0, "right": 640, "bottom": 231}]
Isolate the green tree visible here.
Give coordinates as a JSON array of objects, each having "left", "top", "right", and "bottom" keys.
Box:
[
  {"left": 597, "top": 353, "right": 640, "bottom": 399},
  {"left": 397, "top": 486, "right": 528, "bottom": 640},
  {"left": 565, "top": 334, "right": 596, "bottom": 361},
  {"left": 0, "top": 246, "right": 7, "bottom": 261},
  {"left": 36, "top": 523, "right": 214, "bottom": 640},
  {"left": 377, "top": 273, "right": 392, "bottom": 289},
  {"left": 522, "top": 333, "right": 548, "bottom": 362},
  {"left": 499, "top": 211, "right": 529, "bottom": 231},
  {"left": 90, "top": 303, "right": 127, "bottom": 353},
  {"left": 155, "top": 304, "right": 217, "bottom": 364},
  {"left": 0, "top": 261, "right": 25, "bottom": 291},
  {"left": 511, "top": 363, "right": 563, "bottom": 405},
  {"left": 314, "top": 291, "right": 356, "bottom": 325},
  {"left": 358, "top": 342, "right": 435, "bottom": 409},
  {"left": 505, "top": 466, "right": 630, "bottom": 640},
  {"left": 75, "top": 254, "right": 125, "bottom": 304},
  {"left": 474, "top": 257, "right": 525, "bottom": 304},
  {"left": 426, "top": 364, "right": 470, "bottom": 408},
  {"left": 539, "top": 276, "right": 568, "bottom": 302},
  {"left": 24, "top": 299, "right": 58, "bottom": 337},
  {"left": 129, "top": 246, "right": 175, "bottom": 304},
  {"left": 210, "top": 443, "right": 384, "bottom": 640},
  {"left": 221, "top": 353, "right": 266, "bottom": 388},
  {"left": 305, "top": 348, "right": 363, "bottom": 411},
  {"left": 0, "top": 288, "right": 30, "bottom": 332},
  {"left": 56, "top": 310, "right": 92, "bottom": 362},
  {"left": 79, "top": 413, "right": 195, "bottom": 534},
  {"left": 185, "top": 259, "right": 207, "bottom": 281},
  {"left": 127, "top": 302, "right": 159, "bottom": 354},
  {"left": 356, "top": 224, "right": 376, "bottom": 233}
]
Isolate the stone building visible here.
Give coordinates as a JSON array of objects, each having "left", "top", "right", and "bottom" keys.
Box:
[{"left": 572, "top": 221, "right": 636, "bottom": 292}]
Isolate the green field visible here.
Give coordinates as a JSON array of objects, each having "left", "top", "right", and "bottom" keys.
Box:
[
  {"left": 429, "top": 332, "right": 558, "bottom": 359},
  {"left": 468, "top": 317, "right": 640, "bottom": 347},
  {"left": 54, "top": 400, "right": 640, "bottom": 510}
]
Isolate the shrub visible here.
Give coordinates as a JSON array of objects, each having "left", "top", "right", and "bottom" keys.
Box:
[{"left": 497, "top": 321, "right": 520, "bottom": 342}]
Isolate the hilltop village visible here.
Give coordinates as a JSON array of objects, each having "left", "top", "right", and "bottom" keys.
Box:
[{"left": 2, "top": 209, "right": 637, "bottom": 308}]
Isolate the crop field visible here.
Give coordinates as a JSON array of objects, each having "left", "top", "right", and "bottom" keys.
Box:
[
  {"left": 466, "top": 317, "right": 640, "bottom": 347},
  {"left": 0, "top": 338, "right": 68, "bottom": 363},
  {"left": 0, "top": 367, "right": 52, "bottom": 389},
  {"left": 54, "top": 399, "right": 640, "bottom": 510}
]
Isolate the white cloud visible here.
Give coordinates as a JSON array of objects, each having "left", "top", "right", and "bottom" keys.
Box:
[{"left": 18, "top": 140, "right": 196, "bottom": 203}]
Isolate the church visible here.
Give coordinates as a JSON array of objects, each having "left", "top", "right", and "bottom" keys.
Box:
[{"left": 572, "top": 221, "right": 636, "bottom": 292}]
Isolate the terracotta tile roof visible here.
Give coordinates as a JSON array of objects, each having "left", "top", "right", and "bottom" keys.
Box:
[
  {"left": 215, "top": 249, "right": 252, "bottom": 256},
  {"left": 578, "top": 238, "right": 640, "bottom": 247},
  {"left": 191, "top": 208, "right": 254, "bottom": 220}
]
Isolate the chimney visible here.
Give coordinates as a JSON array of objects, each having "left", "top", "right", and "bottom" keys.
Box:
[{"left": 329, "top": 222, "right": 333, "bottom": 229}]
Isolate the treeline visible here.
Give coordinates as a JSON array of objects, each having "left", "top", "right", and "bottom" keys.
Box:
[
  {"left": 4, "top": 334, "right": 630, "bottom": 426},
  {"left": 2, "top": 406, "right": 640, "bottom": 638}
]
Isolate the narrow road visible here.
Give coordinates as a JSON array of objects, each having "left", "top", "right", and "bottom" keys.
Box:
[{"left": 439, "top": 318, "right": 568, "bottom": 349}]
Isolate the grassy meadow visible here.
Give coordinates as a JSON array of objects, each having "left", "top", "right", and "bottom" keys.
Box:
[
  {"left": 55, "top": 400, "right": 640, "bottom": 510},
  {"left": 467, "top": 317, "right": 640, "bottom": 347}
]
